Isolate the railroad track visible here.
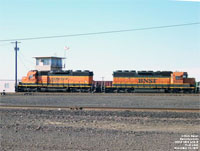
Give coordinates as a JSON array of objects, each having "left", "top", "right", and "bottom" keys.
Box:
[
  {"left": 1, "top": 92, "right": 200, "bottom": 96},
  {"left": 0, "top": 105, "right": 199, "bottom": 112}
]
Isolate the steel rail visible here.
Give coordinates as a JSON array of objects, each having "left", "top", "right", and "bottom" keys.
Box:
[
  {"left": 1, "top": 92, "right": 200, "bottom": 96},
  {"left": 0, "top": 105, "right": 199, "bottom": 112}
]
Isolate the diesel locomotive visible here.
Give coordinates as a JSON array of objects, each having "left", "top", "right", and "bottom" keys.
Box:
[
  {"left": 18, "top": 70, "right": 93, "bottom": 92},
  {"left": 18, "top": 70, "right": 197, "bottom": 93},
  {"left": 109, "top": 70, "right": 196, "bottom": 93}
]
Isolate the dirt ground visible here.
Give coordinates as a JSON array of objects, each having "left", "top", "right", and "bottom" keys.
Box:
[{"left": 1, "top": 109, "right": 199, "bottom": 151}]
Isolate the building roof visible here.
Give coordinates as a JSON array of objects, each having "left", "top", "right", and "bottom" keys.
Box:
[{"left": 33, "top": 56, "right": 65, "bottom": 59}]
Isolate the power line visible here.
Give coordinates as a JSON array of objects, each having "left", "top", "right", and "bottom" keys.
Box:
[
  {"left": 0, "top": 42, "right": 10, "bottom": 46},
  {"left": 0, "top": 22, "right": 199, "bottom": 42},
  {"left": 18, "top": 51, "right": 35, "bottom": 64},
  {"left": 18, "top": 53, "right": 30, "bottom": 70}
]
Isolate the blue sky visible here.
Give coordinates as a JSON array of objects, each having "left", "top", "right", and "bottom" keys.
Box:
[{"left": 0, "top": 0, "right": 199, "bottom": 81}]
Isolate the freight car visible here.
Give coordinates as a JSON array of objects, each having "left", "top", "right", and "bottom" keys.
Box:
[
  {"left": 18, "top": 70, "right": 93, "bottom": 92},
  {"left": 18, "top": 70, "right": 197, "bottom": 93}
]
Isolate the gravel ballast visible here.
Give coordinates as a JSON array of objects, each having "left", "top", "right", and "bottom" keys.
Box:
[
  {"left": 0, "top": 94, "right": 199, "bottom": 109},
  {"left": 1, "top": 94, "right": 199, "bottom": 150},
  {"left": 1, "top": 109, "right": 199, "bottom": 151}
]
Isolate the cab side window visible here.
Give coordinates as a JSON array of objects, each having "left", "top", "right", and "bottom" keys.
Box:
[
  {"left": 183, "top": 74, "right": 187, "bottom": 78},
  {"left": 29, "top": 75, "right": 33, "bottom": 79},
  {"left": 175, "top": 76, "right": 181, "bottom": 80}
]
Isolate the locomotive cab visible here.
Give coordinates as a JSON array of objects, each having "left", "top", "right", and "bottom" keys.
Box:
[
  {"left": 171, "top": 72, "right": 196, "bottom": 93},
  {"left": 21, "top": 70, "right": 38, "bottom": 84},
  {"left": 171, "top": 72, "right": 191, "bottom": 83},
  {"left": 171, "top": 72, "right": 185, "bottom": 84},
  {"left": 173, "top": 72, "right": 196, "bottom": 86},
  {"left": 172, "top": 72, "right": 195, "bottom": 85}
]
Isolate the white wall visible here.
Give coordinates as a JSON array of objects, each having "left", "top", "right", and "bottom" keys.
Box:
[{"left": 0, "top": 80, "right": 16, "bottom": 92}]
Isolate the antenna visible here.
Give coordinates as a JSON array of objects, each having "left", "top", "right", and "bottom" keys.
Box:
[{"left": 64, "top": 46, "right": 70, "bottom": 69}]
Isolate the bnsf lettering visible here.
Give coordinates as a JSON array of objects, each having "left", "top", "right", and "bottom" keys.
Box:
[
  {"left": 50, "top": 77, "right": 69, "bottom": 82},
  {"left": 138, "top": 79, "right": 157, "bottom": 83}
]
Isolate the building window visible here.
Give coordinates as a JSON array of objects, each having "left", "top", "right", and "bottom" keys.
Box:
[
  {"left": 4, "top": 83, "right": 9, "bottom": 88},
  {"left": 51, "top": 59, "right": 56, "bottom": 66},
  {"left": 55, "top": 59, "right": 62, "bottom": 67},
  {"left": 36, "top": 59, "right": 39, "bottom": 65},
  {"left": 43, "top": 59, "right": 50, "bottom": 65},
  {"left": 51, "top": 59, "right": 62, "bottom": 67}
]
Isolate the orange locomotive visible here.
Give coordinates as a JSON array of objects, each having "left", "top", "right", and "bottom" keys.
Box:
[
  {"left": 108, "top": 70, "right": 196, "bottom": 93},
  {"left": 18, "top": 70, "right": 196, "bottom": 93},
  {"left": 18, "top": 70, "right": 93, "bottom": 92}
]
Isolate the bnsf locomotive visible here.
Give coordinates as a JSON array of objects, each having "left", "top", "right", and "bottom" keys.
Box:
[
  {"left": 18, "top": 70, "right": 93, "bottom": 92},
  {"left": 110, "top": 70, "right": 196, "bottom": 93},
  {"left": 18, "top": 70, "right": 197, "bottom": 93}
]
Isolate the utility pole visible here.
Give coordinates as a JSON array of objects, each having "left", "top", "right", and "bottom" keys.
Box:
[{"left": 11, "top": 41, "right": 21, "bottom": 92}]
